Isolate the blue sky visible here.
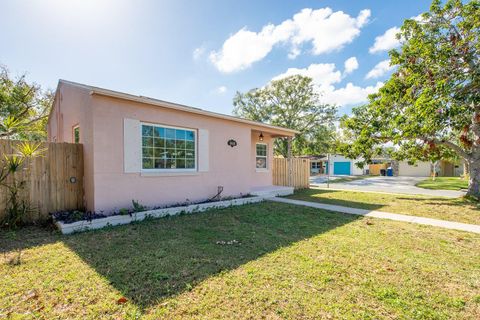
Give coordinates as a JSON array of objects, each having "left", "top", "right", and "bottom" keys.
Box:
[{"left": 0, "top": 0, "right": 430, "bottom": 115}]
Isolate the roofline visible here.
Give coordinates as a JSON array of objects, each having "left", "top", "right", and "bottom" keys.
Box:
[{"left": 57, "top": 80, "right": 299, "bottom": 136}]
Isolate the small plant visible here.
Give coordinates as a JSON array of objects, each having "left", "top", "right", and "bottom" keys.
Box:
[
  {"left": 132, "top": 200, "right": 146, "bottom": 212},
  {"left": 69, "top": 210, "right": 84, "bottom": 222},
  {"left": 119, "top": 208, "right": 129, "bottom": 215}
]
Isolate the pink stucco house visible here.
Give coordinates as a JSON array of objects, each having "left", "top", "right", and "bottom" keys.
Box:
[{"left": 47, "top": 80, "right": 297, "bottom": 213}]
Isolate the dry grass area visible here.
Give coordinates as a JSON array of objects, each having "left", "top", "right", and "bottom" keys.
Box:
[
  {"left": 288, "top": 188, "right": 480, "bottom": 225},
  {"left": 1, "top": 202, "right": 479, "bottom": 319}
]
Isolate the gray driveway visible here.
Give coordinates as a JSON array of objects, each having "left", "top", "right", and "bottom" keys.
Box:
[{"left": 310, "top": 176, "right": 465, "bottom": 198}]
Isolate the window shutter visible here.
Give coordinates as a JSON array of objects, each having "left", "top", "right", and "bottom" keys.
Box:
[
  {"left": 124, "top": 118, "right": 141, "bottom": 173},
  {"left": 198, "top": 129, "right": 209, "bottom": 172}
]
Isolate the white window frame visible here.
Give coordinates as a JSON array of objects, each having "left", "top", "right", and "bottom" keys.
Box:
[
  {"left": 255, "top": 142, "right": 268, "bottom": 172},
  {"left": 140, "top": 122, "right": 198, "bottom": 173}
]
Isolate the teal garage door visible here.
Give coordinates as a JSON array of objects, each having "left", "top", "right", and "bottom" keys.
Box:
[{"left": 333, "top": 162, "right": 351, "bottom": 175}]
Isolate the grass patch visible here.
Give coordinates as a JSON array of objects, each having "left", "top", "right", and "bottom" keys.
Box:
[
  {"left": 288, "top": 188, "right": 480, "bottom": 225},
  {"left": 416, "top": 177, "right": 469, "bottom": 191},
  {"left": 1, "top": 202, "right": 479, "bottom": 319}
]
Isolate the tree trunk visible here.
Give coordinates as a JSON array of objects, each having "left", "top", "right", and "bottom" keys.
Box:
[
  {"left": 467, "top": 160, "right": 480, "bottom": 198},
  {"left": 463, "top": 160, "right": 469, "bottom": 178}
]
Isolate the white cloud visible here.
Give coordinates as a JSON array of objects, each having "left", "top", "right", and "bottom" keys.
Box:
[
  {"left": 215, "top": 86, "right": 227, "bottom": 94},
  {"left": 323, "top": 82, "right": 383, "bottom": 106},
  {"left": 368, "top": 15, "right": 424, "bottom": 54},
  {"left": 210, "top": 7, "right": 371, "bottom": 73},
  {"left": 273, "top": 63, "right": 342, "bottom": 86},
  {"left": 343, "top": 56, "right": 359, "bottom": 74},
  {"left": 365, "top": 59, "right": 394, "bottom": 79},
  {"left": 193, "top": 46, "right": 206, "bottom": 60},
  {"left": 369, "top": 26, "right": 401, "bottom": 53},
  {"left": 273, "top": 63, "right": 382, "bottom": 107}
]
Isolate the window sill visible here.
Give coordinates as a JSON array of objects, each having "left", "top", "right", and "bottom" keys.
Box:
[
  {"left": 141, "top": 171, "right": 200, "bottom": 177},
  {"left": 255, "top": 169, "right": 269, "bottom": 173}
]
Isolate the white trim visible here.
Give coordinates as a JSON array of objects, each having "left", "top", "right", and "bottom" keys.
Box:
[
  {"left": 124, "top": 118, "right": 142, "bottom": 173},
  {"left": 198, "top": 129, "right": 209, "bottom": 172},
  {"left": 140, "top": 122, "right": 198, "bottom": 173}
]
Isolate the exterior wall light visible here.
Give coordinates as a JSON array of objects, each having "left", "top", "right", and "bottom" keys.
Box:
[{"left": 259, "top": 132, "right": 264, "bottom": 141}]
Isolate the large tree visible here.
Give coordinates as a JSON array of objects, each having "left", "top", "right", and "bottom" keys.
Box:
[
  {"left": 233, "top": 75, "right": 337, "bottom": 157},
  {"left": 0, "top": 65, "right": 52, "bottom": 140},
  {"left": 341, "top": 0, "right": 480, "bottom": 197}
]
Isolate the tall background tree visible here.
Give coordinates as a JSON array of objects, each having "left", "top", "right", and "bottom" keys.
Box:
[
  {"left": 340, "top": 0, "right": 480, "bottom": 197},
  {"left": 0, "top": 65, "right": 52, "bottom": 141},
  {"left": 233, "top": 75, "right": 337, "bottom": 157}
]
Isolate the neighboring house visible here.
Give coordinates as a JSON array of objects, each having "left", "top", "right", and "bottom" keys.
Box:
[
  {"left": 371, "top": 159, "right": 463, "bottom": 177},
  {"left": 302, "top": 155, "right": 365, "bottom": 176},
  {"left": 47, "top": 80, "right": 297, "bottom": 213},
  {"left": 327, "top": 154, "right": 365, "bottom": 176}
]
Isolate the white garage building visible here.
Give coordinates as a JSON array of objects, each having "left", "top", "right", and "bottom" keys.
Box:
[{"left": 326, "top": 155, "right": 365, "bottom": 176}]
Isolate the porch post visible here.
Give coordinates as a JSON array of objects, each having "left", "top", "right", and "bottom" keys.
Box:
[
  {"left": 287, "top": 137, "right": 292, "bottom": 158},
  {"left": 287, "top": 137, "right": 292, "bottom": 186}
]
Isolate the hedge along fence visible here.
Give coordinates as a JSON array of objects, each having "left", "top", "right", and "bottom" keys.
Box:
[
  {"left": 0, "top": 140, "right": 84, "bottom": 223},
  {"left": 273, "top": 157, "right": 310, "bottom": 189}
]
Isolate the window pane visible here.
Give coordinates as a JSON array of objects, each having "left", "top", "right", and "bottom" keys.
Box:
[
  {"left": 256, "top": 157, "right": 267, "bottom": 169},
  {"left": 142, "top": 137, "right": 153, "bottom": 147},
  {"left": 143, "top": 147, "right": 153, "bottom": 157},
  {"left": 175, "top": 129, "right": 186, "bottom": 140},
  {"left": 165, "top": 149, "right": 175, "bottom": 158},
  {"left": 73, "top": 127, "right": 80, "bottom": 143},
  {"left": 154, "top": 137, "right": 165, "bottom": 148},
  {"left": 142, "top": 125, "right": 153, "bottom": 137},
  {"left": 141, "top": 124, "right": 196, "bottom": 170},
  {"left": 186, "top": 131, "right": 195, "bottom": 141},
  {"left": 185, "top": 141, "right": 194, "bottom": 150},
  {"left": 176, "top": 150, "right": 185, "bottom": 158},
  {"left": 165, "top": 128, "right": 175, "bottom": 139},
  {"left": 186, "top": 159, "right": 195, "bottom": 169},
  {"left": 185, "top": 150, "right": 195, "bottom": 158},
  {"left": 154, "top": 148, "right": 165, "bottom": 158},
  {"left": 176, "top": 159, "right": 186, "bottom": 169},
  {"left": 256, "top": 144, "right": 267, "bottom": 156},
  {"left": 153, "top": 127, "right": 164, "bottom": 137},
  {"left": 166, "top": 139, "right": 175, "bottom": 149},
  {"left": 154, "top": 159, "right": 165, "bottom": 169},
  {"left": 166, "top": 159, "right": 175, "bottom": 169},
  {"left": 143, "top": 158, "right": 153, "bottom": 169},
  {"left": 175, "top": 140, "right": 185, "bottom": 149}
]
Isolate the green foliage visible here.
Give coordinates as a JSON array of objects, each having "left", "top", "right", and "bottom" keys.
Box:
[
  {"left": 0, "top": 65, "right": 52, "bottom": 140},
  {"left": 340, "top": 0, "right": 480, "bottom": 196},
  {"left": 0, "top": 142, "right": 45, "bottom": 228},
  {"left": 132, "top": 199, "right": 146, "bottom": 212},
  {"left": 233, "top": 75, "right": 337, "bottom": 157},
  {"left": 119, "top": 208, "right": 129, "bottom": 215}
]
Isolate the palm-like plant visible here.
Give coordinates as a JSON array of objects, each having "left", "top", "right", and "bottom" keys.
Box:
[{"left": 0, "top": 141, "right": 45, "bottom": 228}]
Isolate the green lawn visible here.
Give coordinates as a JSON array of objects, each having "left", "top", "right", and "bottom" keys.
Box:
[
  {"left": 1, "top": 202, "right": 479, "bottom": 319},
  {"left": 288, "top": 188, "right": 480, "bottom": 225},
  {"left": 416, "top": 177, "right": 469, "bottom": 191}
]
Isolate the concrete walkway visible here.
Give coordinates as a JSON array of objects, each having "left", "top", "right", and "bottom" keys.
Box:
[{"left": 270, "top": 197, "right": 480, "bottom": 234}]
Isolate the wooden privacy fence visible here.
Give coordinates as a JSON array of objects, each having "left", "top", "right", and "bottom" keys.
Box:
[
  {"left": 0, "top": 140, "right": 84, "bottom": 223},
  {"left": 369, "top": 163, "right": 387, "bottom": 175},
  {"left": 273, "top": 157, "right": 310, "bottom": 189}
]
